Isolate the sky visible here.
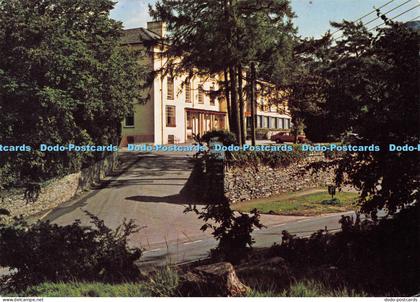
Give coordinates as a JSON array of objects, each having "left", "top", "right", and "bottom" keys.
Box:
[{"left": 110, "top": 0, "right": 420, "bottom": 38}]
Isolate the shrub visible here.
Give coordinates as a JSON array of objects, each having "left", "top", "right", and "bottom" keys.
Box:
[
  {"left": 209, "top": 209, "right": 264, "bottom": 263},
  {"left": 268, "top": 204, "right": 420, "bottom": 295},
  {"left": 0, "top": 211, "right": 143, "bottom": 292},
  {"left": 186, "top": 197, "right": 263, "bottom": 263},
  {"left": 145, "top": 266, "right": 180, "bottom": 297},
  {"left": 201, "top": 130, "right": 237, "bottom": 146},
  {"left": 188, "top": 133, "right": 264, "bottom": 263}
]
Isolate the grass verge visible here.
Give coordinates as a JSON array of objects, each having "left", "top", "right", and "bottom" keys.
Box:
[
  {"left": 248, "top": 280, "right": 367, "bottom": 297},
  {"left": 10, "top": 282, "right": 149, "bottom": 297},
  {"left": 2, "top": 266, "right": 180, "bottom": 297},
  {"left": 3, "top": 279, "right": 368, "bottom": 297},
  {"left": 232, "top": 189, "right": 358, "bottom": 216}
]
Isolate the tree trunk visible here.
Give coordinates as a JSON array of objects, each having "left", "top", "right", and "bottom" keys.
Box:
[
  {"left": 250, "top": 62, "right": 257, "bottom": 146},
  {"left": 223, "top": 0, "right": 238, "bottom": 141},
  {"left": 224, "top": 68, "right": 233, "bottom": 132},
  {"left": 229, "top": 65, "right": 241, "bottom": 145},
  {"left": 237, "top": 64, "right": 246, "bottom": 145}
]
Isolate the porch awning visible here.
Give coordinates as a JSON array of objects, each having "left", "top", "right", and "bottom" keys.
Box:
[{"left": 185, "top": 108, "right": 227, "bottom": 116}]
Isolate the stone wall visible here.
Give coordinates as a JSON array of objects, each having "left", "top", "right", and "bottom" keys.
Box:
[
  {"left": 0, "top": 153, "right": 119, "bottom": 221},
  {"left": 224, "top": 156, "right": 336, "bottom": 203}
]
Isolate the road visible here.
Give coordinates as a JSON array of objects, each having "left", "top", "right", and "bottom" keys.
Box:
[
  {"left": 139, "top": 211, "right": 351, "bottom": 267},
  {"left": 41, "top": 151, "right": 352, "bottom": 267}
]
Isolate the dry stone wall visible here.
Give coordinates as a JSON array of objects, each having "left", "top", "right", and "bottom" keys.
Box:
[
  {"left": 224, "top": 156, "right": 336, "bottom": 203},
  {"left": 0, "top": 153, "right": 118, "bottom": 221}
]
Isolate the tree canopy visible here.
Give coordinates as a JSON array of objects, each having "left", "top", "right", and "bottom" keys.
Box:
[
  {"left": 0, "top": 0, "right": 142, "bottom": 190},
  {"left": 289, "top": 17, "right": 420, "bottom": 214},
  {"left": 150, "top": 0, "right": 296, "bottom": 144}
]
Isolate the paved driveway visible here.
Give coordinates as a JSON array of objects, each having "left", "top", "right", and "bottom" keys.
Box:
[
  {"left": 45, "top": 151, "right": 210, "bottom": 249},
  {"left": 45, "top": 151, "right": 302, "bottom": 252}
]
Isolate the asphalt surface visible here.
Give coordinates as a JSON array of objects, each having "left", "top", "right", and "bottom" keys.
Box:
[
  {"left": 139, "top": 211, "right": 352, "bottom": 267},
  {"left": 0, "top": 150, "right": 359, "bottom": 278},
  {"left": 39, "top": 151, "right": 355, "bottom": 267},
  {"left": 44, "top": 151, "right": 209, "bottom": 248}
]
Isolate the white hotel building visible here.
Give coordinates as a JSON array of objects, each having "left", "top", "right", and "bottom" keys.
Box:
[{"left": 120, "top": 22, "right": 292, "bottom": 146}]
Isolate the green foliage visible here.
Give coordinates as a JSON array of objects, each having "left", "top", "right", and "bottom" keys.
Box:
[
  {"left": 289, "top": 16, "right": 420, "bottom": 214},
  {"left": 232, "top": 190, "right": 357, "bottom": 216},
  {"left": 201, "top": 130, "right": 237, "bottom": 146},
  {"left": 150, "top": 0, "right": 296, "bottom": 143},
  {"left": 186, "top": 144, "right": 263, "bottom": 263},
  {"left": 150, "top": 0, "right": 295, "bottom": 76},
  {"left": 3, "top": 266, "right": 181, "bottom": 297},
  {"left": 144, "top": 266, "right": 180, "bottom": 297},
  {"left": 269, "top": 204, "right": 420, "bottom": 295},
  {"left": 12, "top": 282, "right": 148, "bottom": 297},
  {"left": 0, "top": 0, "right": 142, "bottom": 189},
  {"left": 208, "top": 208, "right": 264, "bottom": 263},
  {"left": 0, "top": 211, "right": 142, "bottom": 292},
  {"left": 248, "top": 280, "right": 367, "bottom": 297}
]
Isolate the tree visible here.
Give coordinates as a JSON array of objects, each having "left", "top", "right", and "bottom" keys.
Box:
[
  {"left": 287, "top": 34, "right": 334, "bottom": 142},
  {"left": 149, "top": 0, "right": 296, "bottom": 144},
  {"left": 290, "top": 16, "right": 420, "bottom": 214},
  {"left": 0, "top": 0, "right": 142, "bottom": 190}
]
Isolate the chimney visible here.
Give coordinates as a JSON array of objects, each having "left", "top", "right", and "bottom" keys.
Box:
[{"left": 147, "top": 21, "right": 167, "bottom": 38}]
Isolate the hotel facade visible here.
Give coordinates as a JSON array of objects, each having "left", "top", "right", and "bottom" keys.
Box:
[{"left": 120, "top": 22, "right": 292, "bottom": 146}]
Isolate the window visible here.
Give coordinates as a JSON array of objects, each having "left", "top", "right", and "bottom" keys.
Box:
[
  {"left": 166, "top": 105, "right": 176, "bottom": 127},
  {"left": 278, "top": 118, "right": 283, "bottom": 129},
  {"left": 210, "top": 86, "right": 216, "bottom": 106},
  {"left": 246, "top": 117, "right": 252, "bottom": 129},
  {"left": 124, "top": 113, "right": 134, "bottom": 127},
  {"left": 185, "top": 81, "right": 191, "bottom": 103},
  {"left": 218, "top": 116, "right": 225, "bottom": 129},
  {"left": 264, "top": 116, "right": 269, "bottom": 128},
  {"left": 198, "top": 84, "right": 204, "bottom": 104},
  {"left": 167, "top": 77, "right": 174, "bottom": 100},
  {"left": 270, "top": 117, "right": 276, "bottom": 129},
  {"left": 186, "top": 111, "right": 193, "bottom": 129}
]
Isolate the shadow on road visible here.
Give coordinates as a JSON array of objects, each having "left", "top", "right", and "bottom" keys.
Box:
[{"left": 126, "top": 194, "right": 189, "bottom": 204}]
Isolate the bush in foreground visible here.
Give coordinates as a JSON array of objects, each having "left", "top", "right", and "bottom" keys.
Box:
[
  {"left": 0, "top": 212, "right": 142, "bottom": 292},
  {"left": 269, "top": 204, "right": 420, "bottom": 296}
]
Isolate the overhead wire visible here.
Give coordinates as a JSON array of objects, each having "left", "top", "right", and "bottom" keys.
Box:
[
  {"left": 332, "top": 1, "right": 419, "bottom": 41},
  {"left": 362, "top": 0, "right": 414, "bottom": 28},
  {"left": 331, "top": 0, "right": 398, "bottom": 36},
  {"left": 368, "top": 3, "right": 420, "bottom": 31}
]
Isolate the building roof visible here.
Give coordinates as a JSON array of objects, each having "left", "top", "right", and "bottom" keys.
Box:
[{"left": 121, "top": 27, "right": 161, "bottom": 45}]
